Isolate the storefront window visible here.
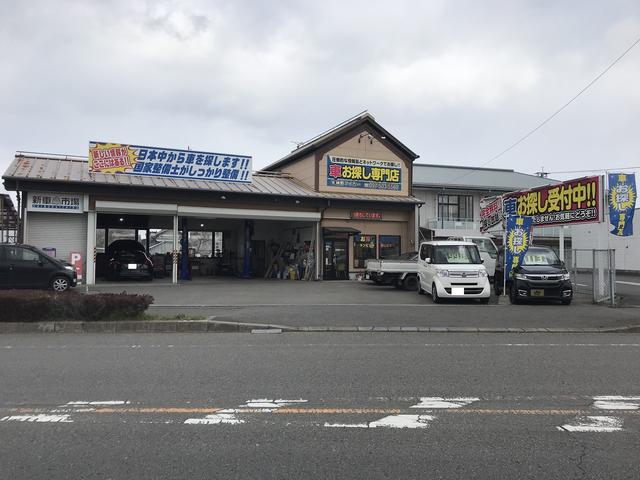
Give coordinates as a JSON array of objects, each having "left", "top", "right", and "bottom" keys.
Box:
[
  {"left": 189, "top": 231, "right": 213, "bottom": 257},
  {"left": 353, "top": 234, "right": 377, "bottom": 268},
  {"left": 379, "top": 235, "right": 401, "bottom": 258},
  {"left": 107, "top": 229, "right": 135, "bottom": 246}
]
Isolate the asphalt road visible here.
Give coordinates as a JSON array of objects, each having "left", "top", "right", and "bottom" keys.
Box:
[{"left": 2, "top": 332, "right": 640, "bottom": 479}]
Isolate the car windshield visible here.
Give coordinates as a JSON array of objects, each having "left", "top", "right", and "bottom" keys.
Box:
[
  {"left": 433, "top": 245, "right": 482, "bottom": 265},
  {"left": 522, "top": 250, "right": 561, "bottom": 266},
  {"left": 470, "top": 238, "right": 498, "bottom": 259}
]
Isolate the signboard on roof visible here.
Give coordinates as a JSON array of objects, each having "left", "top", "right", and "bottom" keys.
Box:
[
  {"left": 326, "top": 155, "right": 401, "bottom": 191},
  {"left": 88, "top": 141, "right": 252, "bottom": 183},
  {"left": 503, "top": 176, "right": 601, "bottom": 227}
]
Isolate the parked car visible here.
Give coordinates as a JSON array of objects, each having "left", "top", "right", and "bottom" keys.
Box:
[
  {"left": 0, "top": 243, "right": 77, "bottom": 292},
  {"left": 494, "top": 246, "right": 573, "bottom": 305},
  {"left": 444, "top": 235, "right": 499, "bottom": 280},
  {"left": 105, "top": 240, "right": 153, "bottom": 281},
  {"left": 417, "top": 241, "right": 490, "bottom": 303},
  {"left": 365, "top": 251, "right": 418, "bottom": 290}
]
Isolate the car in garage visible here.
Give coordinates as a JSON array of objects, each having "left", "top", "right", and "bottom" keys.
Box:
[
  {"left": 0, "top": 243, "right": 77, "bottom": 292},
  {"left": 494, "top": 246, "right": 573, "bottom": 305},
  {"left": 105, "top": 240, "right": 154, "bottom": 281}
]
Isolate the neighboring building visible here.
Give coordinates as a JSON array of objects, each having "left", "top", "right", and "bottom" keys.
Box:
[
  {"left": 571, "top": 208, "right": 640, "bottom": 272},
  {"left": 2, "top": 112, "right": 422, "bottom": 284},
  {"left": 0, "top": 194, "right": 18, "bottom": 243},
  {"left": 412, "top": 164, "right": 562, "bottom": 244}
]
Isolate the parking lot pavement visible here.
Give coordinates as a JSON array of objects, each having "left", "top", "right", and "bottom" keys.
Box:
[
  {"left": 573, "top": 272, "right": 640, "bottom": 307},
  {"left": 88, "top": 278, "right": 640, "bottom": 331}
]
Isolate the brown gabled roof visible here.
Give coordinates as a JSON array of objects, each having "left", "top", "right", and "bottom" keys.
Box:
[
  {"left": 263, "top": 112, "right": 419, "bottom": 172},
  {"left": 2, "top": 153, "right": 422, "bottom": 204}
]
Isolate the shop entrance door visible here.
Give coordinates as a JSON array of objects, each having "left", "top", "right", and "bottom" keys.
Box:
[{"left": 323, "top": 238, "right": 348, "bottom": 280}]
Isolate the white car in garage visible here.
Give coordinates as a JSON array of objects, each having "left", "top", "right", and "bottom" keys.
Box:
[{"left": 417, "top": 240, "right": 491, "bottom": 303}]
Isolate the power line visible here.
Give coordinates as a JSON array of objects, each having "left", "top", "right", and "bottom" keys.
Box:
[
  {"left": 545, "top": 166, "right": 640, "bottom": 175},
  {"left": 448, "top": 33, "right": 640, "bottom": 184}
]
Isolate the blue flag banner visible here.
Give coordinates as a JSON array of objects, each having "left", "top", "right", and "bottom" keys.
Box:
[
  {"left": 505, "top": 215, "right": 533, "bottom": 279},
  {"left": 608, "top": 173, "right": 636, "bottom": 237}
]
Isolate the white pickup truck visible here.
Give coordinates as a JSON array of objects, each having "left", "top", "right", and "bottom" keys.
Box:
[{"left": 365, "top": 251, "right": 419, "bottom": 290}]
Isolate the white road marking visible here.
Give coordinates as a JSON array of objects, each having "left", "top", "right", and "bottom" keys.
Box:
[
  {"left": 242, "top": 399, "right": 307, "bottom": 409},
  {"left": 411, "top": 397, "right": 479, "bottom": 409},
  {"left": 325, "top": 414, "right": 435, "bottom": 429},
  {"left": 65, "top": 401, "right": 129, "bottom": 406},
  {"left": 593, "top": 396, "right": 640, "bottom": 410},
  {"left": 617, "top": 280, "right": 640, "bottom": 287},
  {"left": 576, "top": 283, "right": 590, "bottom": 287},
  {"left": 1, "top": 414, "right": 72, "bottom": 423},
  {"left": 184, "top": 410, "right": 244, "bottom": 425},
  {"left": 558, "top": 416, "right": 623, "bottom": 432}
]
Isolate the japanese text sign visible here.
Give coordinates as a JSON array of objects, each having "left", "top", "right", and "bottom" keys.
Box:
[
  {"left": 505, "top": 215, "right": 533, "bottom": 279},
  {"left": 480, "top": 196, "right": 503, "bottom": 233},
  {"left": 27, "top": 192, "right": 83, "bottom": 213},
  {"left": 503, "top": 176, "right": 600, "bottom": 227},
  {"left": 608, "top": 173, "right": 636, "bottom": 237},
  {"left": 327, "top": 155, "right": 402, "bottom": 191},
  {"left": 351, "top": 210, "right": 383, "bottom": 220},
  {"left": 89, "top": 142, "right": 252, "bottom": 184}
]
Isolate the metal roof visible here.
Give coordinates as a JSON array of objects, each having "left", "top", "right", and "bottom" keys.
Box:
[
  {"left": 413, "top": 163, "right": 557, "bottom": 192},
  {"left": 264, "top": 112, "right": 419, "bottom": 171},
  {"left": 3, "top": 153, "right": 421, "bottom": 204}
]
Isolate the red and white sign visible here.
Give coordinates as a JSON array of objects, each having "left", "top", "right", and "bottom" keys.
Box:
[{"left": 69, "top": 252, "right": 83, "bottom": 281}]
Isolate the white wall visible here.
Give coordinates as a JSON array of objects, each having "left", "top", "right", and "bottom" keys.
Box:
[{"left": 570, "top": 208, "right": 640, "bottom": 272}]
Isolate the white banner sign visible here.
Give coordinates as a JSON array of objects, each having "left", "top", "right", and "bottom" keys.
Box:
[{"left": 27, "top": 192, "right": 83, "bottom": 213}]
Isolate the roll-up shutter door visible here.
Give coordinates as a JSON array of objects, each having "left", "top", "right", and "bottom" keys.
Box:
[{"left": 26, "top": 212, "right": 87, "bottom": 267}]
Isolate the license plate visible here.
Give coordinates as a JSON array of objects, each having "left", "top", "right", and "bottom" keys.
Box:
[
  {"left": 531, "top": 289, "right": 544, "bottom": 297},
  {"left": 128, "top": 264, "right": 137, "bottom": 270},
  {"left": 365, "top": 274, "right": 370, "bottom": 280},
  {"left": 452, "top": 287, "right": 465, "bottom": 295}
]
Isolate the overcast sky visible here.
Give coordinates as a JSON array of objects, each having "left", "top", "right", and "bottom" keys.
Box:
[{"left": 1, "top": 0, "right": 639, "bottom": 196}]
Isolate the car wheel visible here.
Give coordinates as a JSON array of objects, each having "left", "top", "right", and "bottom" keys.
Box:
[
  {"left": 431, "top": 283, "right": 441, "bottom": 304},
  {"left": 51, "top": 276, "right": 70, "bottom": 292},
  {"left": 480, "top": 297, "right": 490, "bottom": 304},
  {"left": 417, "top": 279, "right": 425, "bottom": 295},
  {"left": 403, "top": 275, "right": 418, "bottom": 291},
  {"left": 508, "top": 283, "right": 518, "bottom": 305}
]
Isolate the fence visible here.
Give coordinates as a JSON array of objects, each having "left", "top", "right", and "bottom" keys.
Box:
[{"left": 571, "top": 249, "right": 616, "bottom": 306}]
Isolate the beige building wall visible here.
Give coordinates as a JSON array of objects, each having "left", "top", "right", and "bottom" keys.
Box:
[
  {"left": 318, "top": 131, "right": 410, "bottom": 196},
  {"left": 322, "top": 207, "right": 414, "bottom": 272},
  {"left": 280, "top": 154, "right": 316, "bottom": 190}
]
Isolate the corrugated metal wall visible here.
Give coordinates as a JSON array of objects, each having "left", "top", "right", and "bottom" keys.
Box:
[{"left": 26, "top": 212, "right": 87, "bottom": 266}]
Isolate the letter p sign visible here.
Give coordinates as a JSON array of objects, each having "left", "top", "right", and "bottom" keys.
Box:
[{"left": 70, "top": 252, "right": 83, "bottom": 281}]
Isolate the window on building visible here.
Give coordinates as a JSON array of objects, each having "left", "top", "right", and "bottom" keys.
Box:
[
  {"left": 353, "top": 234, "right": 377, "bottom": 268},
  {"left": 189, "top": 231, "right": 213, "bottom": 257},
  {"left": 379, "top": 235, "right": 401, "bottom": 258},
  {"left": 107, "top": 229, "right": 135, "bottom": 246},
  {"left": 437, "top": 194, "right": 474, "bottom": 224}
]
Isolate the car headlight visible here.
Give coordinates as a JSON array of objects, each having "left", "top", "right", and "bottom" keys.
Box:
[
  {"left": 514, "top": 273, "right": 527, "bottom": 280},
  {"left": 436, "top": 269, "right": 449, "bottom": 277},
  {"left": 561, "top": 273, "right": 571, "bottom": 281},
  {"left": 64, "top": 265, "right": 74, "bottom": 271},
  {"left": 478, "top": 270, "right": 488, "bottom": 278}
]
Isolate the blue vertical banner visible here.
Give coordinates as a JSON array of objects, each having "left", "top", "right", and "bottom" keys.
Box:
[
  {"left": 505, "top": 215, "right": 533, "bottom": 278},
  {"left": 608, "top": 173, "right": 636, "bottom": 237}
]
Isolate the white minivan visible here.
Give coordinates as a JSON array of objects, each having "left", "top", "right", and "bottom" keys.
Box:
[{"left": 417, "top": 241, "right": 491, "bottom": 303}]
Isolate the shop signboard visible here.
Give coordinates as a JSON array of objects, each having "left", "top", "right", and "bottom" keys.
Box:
[
  {"left": 27, "top": 192, "right": 83, "bottom": 213},
  {"left": 480, "top": 196, "right": 503, "bottom": 233},
  {"left": 608, "top": 172, "right": 636, "bottom": 237},
  {"left": 89, "top": 141, "right": 252, "bottom": 184},
  {"left": 503, "top": 176, "right": 601, "bottom": 227},
  {"left": 351, "top": 210, "right": 383, "bottom": 220},
  {"left": 327, "top": 155, "right": 401, "bottom": 191},
  {"left": 70, "top": 252, "right": 83, "bottom": 281}
]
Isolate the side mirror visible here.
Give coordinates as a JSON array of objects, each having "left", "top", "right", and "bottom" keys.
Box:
[
  {"left": 481, "top": 259, "right": 485, "bottom": 264},
  {"left": 425, "top": 257, "right": 431, "bottom": 264}
]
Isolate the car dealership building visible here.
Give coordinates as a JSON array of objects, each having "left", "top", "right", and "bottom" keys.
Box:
[{"left": 2, "top": 113, "right": 422, "bottom": 285}]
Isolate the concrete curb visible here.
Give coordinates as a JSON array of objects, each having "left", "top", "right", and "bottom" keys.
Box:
[{"left": 0, "top": 317, "right": 639, "bottom": 334}]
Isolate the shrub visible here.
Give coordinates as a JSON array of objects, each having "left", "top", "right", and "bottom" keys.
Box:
[{"left": 0, "top": 290, "right": 154, "bottom": 322}]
